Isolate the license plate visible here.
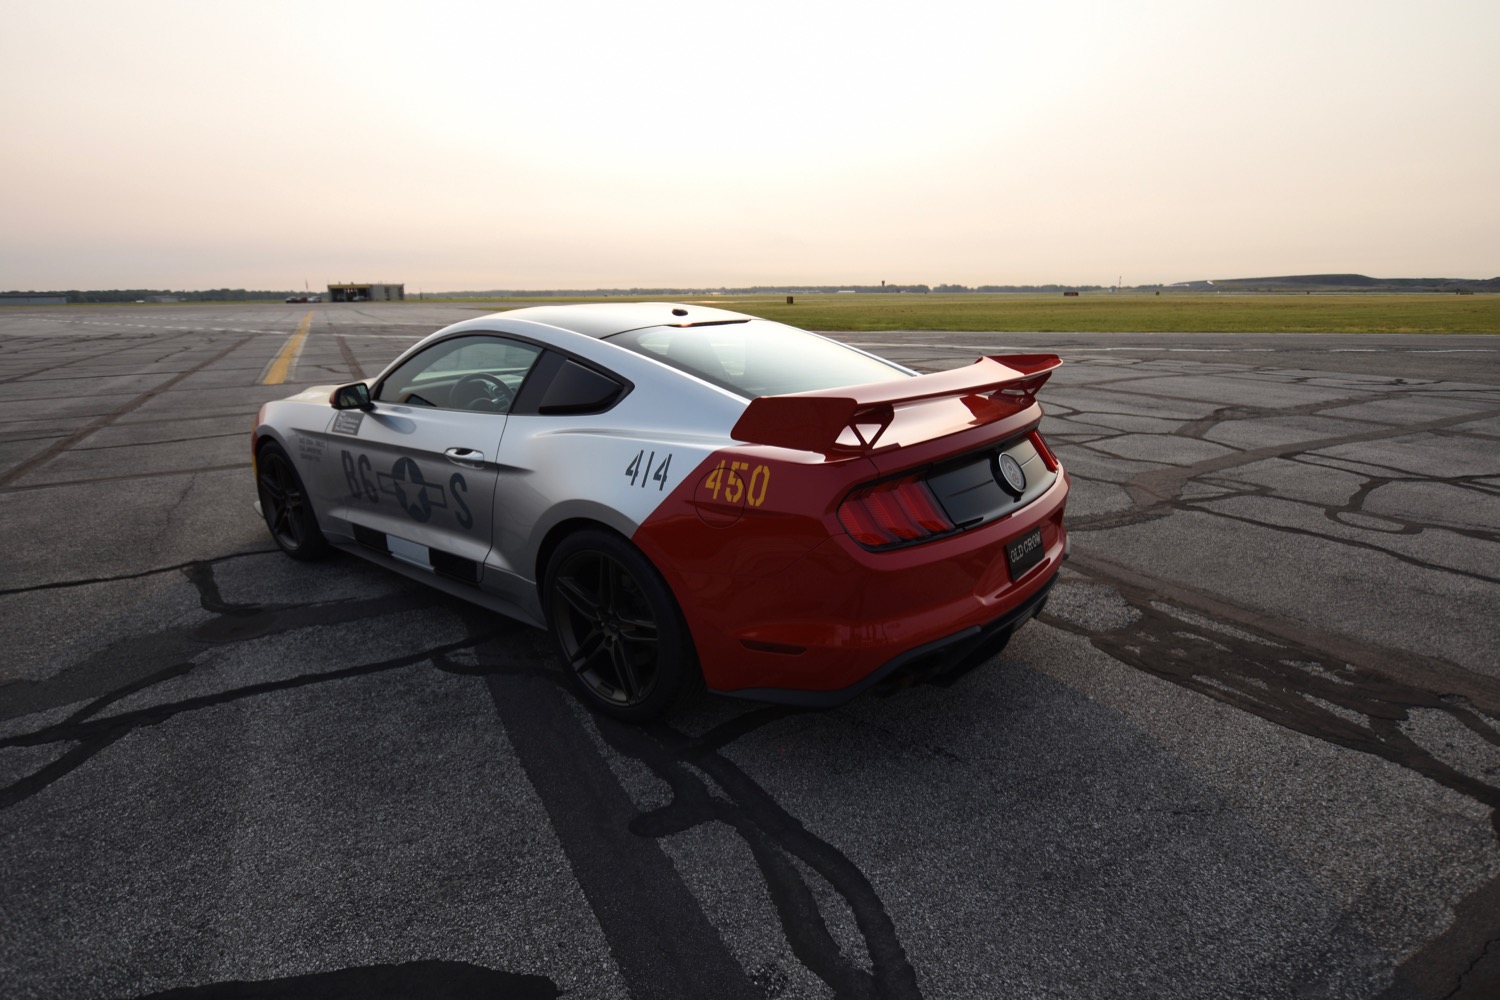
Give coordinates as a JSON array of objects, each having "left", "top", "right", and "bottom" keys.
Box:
[{"left": 1005, "top": 527, "right": 1045, "bottom": 579}]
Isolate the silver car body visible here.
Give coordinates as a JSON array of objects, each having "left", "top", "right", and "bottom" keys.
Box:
[{"left": 255, "top": 303, "right": 908, "bottom": 627}]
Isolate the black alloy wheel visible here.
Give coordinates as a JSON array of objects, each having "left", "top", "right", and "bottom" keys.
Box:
[
  {"left": 257, "top": 442, "right": 330, "bottom": 560},
  {"left": 544, "top": 529, "right": 701, "bottom": 720}
]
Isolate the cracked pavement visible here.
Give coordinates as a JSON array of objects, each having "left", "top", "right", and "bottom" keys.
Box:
[{"left": 1, "top": 306, "right": 1497, "bottom": 999}]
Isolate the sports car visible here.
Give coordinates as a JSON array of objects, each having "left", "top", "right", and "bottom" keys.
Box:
[{"left": 252, "top": 303, "right": 1070, "bottom": 719}]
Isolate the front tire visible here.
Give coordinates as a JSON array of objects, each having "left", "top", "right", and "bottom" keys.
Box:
[
  {"left": 256, "top": 441, "right": 330, "bottom": 561},
  {"left": 544, "top": 529, "right": 702, "bottom": 721}
]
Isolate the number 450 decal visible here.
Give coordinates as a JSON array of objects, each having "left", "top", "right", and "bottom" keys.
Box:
[
  {"left": 625, "top": 450, "right": 673, "bottom": 491},
  {"left": 704, "top": 459, "right": 771, "bottom": 507}
]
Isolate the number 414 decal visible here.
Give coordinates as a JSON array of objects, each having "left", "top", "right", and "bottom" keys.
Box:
[{"left": 625, "top": 450, "right": 672, "bottom": 490}]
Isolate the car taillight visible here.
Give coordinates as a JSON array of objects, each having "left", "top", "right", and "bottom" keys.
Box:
[
  {"left": 838, "top": 474, "right": 955, "bottom": 549},
  {"left": 1029, "top": 428, "right": 1059, "bottom": 471}
]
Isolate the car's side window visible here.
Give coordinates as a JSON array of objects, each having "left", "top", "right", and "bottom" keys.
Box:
[
  {"left": 375, "top": 335, "right": 543, "bottom": 413},
  {"left": 510, "top": 351, "right": 630, "bottom": 416}
]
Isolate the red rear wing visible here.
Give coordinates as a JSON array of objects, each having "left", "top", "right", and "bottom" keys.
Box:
[{"left": 730, "top": 354, "right": 1062, "bottom": 454}]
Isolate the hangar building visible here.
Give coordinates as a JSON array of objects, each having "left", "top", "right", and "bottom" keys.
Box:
[
  {"left": 1, "top": 293, "right": 67, "bottom": 306},
  {"left": 327, "top": 282, "right": 405, "bottom": 303}
]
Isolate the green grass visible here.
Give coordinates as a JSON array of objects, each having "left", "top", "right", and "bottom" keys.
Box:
[{"left": 452, "top": 292, "right": 1500, "bottom": 334}]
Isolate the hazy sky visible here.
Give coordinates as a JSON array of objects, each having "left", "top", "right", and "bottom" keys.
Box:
[{"left": 3, "top": 0, "right": 1496, "bottom": 291}]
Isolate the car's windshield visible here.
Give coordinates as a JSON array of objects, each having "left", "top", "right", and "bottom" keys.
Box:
[{"left": 606, "top": 319, "right": 910, "bottom": 397}]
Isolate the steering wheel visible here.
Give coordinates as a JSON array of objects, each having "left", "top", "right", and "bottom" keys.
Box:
[{"left": 452, "top": 373, "right": 514, "bottom": 412}]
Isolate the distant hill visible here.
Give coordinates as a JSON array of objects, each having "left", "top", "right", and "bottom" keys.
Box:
[{"left": 1169, "top": 274, "right": 1500, "bottom": 293}]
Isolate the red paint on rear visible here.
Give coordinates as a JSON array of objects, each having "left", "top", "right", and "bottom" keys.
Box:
[{"left": 632, "top": 397, "right": 1069, "bottom": 696}]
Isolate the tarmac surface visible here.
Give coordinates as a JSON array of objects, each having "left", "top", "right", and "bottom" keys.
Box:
[{"left": 1, "top": 303, "right": 1498, "bottom": 1000}]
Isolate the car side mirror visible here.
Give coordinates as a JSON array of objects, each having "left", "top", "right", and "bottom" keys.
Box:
[{"left": 330, "top": 382, "right": 373, "bottom": 411}]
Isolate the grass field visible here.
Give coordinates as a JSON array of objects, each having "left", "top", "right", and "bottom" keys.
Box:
[{"left": 457, "top": 292, "right": 1500, "bottom": 334}]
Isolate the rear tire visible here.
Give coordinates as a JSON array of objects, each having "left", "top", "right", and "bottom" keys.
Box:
[
  {"left": 543, "top": 529, "right": 702, "bottom": 721},
  {"left": 256, "top": 441, "right": 330, "bottom": 561}
]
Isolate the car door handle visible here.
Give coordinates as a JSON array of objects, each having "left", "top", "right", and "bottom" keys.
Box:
[{"left": 444, "top": 447, "right": 485, "bottom": 468}]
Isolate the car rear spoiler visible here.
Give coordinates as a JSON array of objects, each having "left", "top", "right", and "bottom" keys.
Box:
[{"left": 731, "top": 354, "right": 1062, "bottom": 453}]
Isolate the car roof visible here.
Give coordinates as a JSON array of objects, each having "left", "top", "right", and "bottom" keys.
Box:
[{"left": 487, "top": 302, "right": 754, "bottom": 339}]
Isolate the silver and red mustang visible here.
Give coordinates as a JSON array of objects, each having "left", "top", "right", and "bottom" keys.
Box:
[{"left": 252, "top": 303, "right": 1069, "bottom": 719}]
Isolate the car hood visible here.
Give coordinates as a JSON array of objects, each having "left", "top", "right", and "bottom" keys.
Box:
[{"left": 279, "top": 385, "right": 339, "bottom": 404}]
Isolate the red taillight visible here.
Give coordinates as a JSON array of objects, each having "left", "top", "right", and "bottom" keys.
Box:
[
  {"left": 838, "top": 474, "right": 955, "bottom": 549},
  {"left": 1029, "top": 428, "right": 1059, "bottom": 471}
]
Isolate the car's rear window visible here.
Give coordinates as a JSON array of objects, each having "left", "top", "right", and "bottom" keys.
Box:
[{"left": 606, "top": 319, "right": 910, "bottom": 397}]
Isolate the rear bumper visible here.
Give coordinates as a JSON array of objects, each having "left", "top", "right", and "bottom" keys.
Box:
[
  {"left": 716, "top": 568, "right": 1058, "bottom": 707},
  {"left": 678, "top": 469, "right": 1069, "bottom": 701}
]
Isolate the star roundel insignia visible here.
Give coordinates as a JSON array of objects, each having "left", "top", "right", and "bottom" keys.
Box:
[{"left": 995, "top": 453, "right": 1027, "bottom": 497}]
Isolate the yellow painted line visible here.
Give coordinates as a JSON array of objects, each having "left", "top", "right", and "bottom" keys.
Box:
[{"left": 262, "top": 310, "right": 314, "bottom": 385}]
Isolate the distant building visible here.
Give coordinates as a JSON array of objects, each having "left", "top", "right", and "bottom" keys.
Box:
[
  {"left": 0, "top": 293, "right": 67, "bottom": 306},
  {"left": 327, "top": 282, "right": 405, "bottom": 303}
]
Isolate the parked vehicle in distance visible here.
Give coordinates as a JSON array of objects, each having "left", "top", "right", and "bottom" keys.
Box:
[{"left": 252, "top": 303, "right": 1069, "bottom": 719}]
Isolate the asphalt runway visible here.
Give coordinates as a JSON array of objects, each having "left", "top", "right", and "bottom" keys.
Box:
[{"left": 2, "top": 304, "right": 1498, "bottom": 1000}]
